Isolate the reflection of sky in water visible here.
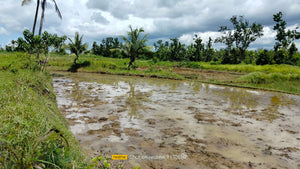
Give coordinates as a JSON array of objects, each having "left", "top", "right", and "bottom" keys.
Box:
[
  {"left": 54, "top": 74, "right": 300, "bottom": 130},
  {"left": 53, "top": 73, "right": 300, "bottom": 168}
]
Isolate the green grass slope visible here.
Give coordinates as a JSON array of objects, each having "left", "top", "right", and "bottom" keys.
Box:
[{"left": 0, "top": 52, "right": 87, "bottom": 168}]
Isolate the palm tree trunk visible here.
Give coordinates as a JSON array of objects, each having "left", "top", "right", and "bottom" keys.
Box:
[
  {"left": 74, "top": 55, "right": 79, "bottom": 65},
  {"left": 37, "top": 0, "right": 46, "bottom": 60},
  {"left": 32, "top": 0, "right": 40, "bottom": 36},
  {"left": 127, "top": 54, "right": 135, "bottom": 68},
  {"left": 38, "top": 0, "right": 46, "bottom": 36}
]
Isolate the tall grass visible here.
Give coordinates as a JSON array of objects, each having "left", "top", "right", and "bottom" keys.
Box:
[
  {"left": 200, "top": 62, "right": 300, "bottom": 74},
  {"left": 0, "top": 52, "right": 87, "bottom": 168},
  {"left": 237, "top": 71, "right": 300, "bottom": 83}
]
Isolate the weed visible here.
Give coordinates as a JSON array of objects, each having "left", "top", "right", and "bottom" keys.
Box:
[{"left": 87, "top": 156, "right": 111, "bottom": 169}]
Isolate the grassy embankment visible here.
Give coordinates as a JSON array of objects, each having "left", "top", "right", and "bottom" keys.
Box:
[
  {"left": 0, "top": 52, "right": 88, "bottom": 168},
  {"left": 48, "top": 54, "right": 300, "bottom": 94}
]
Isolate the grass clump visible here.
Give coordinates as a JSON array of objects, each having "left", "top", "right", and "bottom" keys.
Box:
[
  {"left": 201, "top": 62, "right": 300, "bottom": 74},
  {"left": 238, "top": 72, "right": 300, "bottom": 84},
  {"left": 0, "top": 53, "right": 88, "bottom": 168},
  {"left": 238, "top": 72, "right": 268, "bottom": 84}
]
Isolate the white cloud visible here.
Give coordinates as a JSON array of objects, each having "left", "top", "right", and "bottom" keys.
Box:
[
  {"left": 0, "top": 27, "right": 9, "bottom": 36},
  {"left": 91, "top": 12, "right": 110, "bottom": 25},
  {"left": 178, "top": 34, "right": 193, "bottom": 45},
  {"left": 254, "top": 27, "right": 276, "bottom": 45},
  {"left": 179, "top": 31, "right": 223, "bottom": 45}
]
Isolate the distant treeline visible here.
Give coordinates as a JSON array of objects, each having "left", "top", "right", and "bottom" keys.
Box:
[{"left": 2, "top": 12, "right": 300, "bottom": 66}]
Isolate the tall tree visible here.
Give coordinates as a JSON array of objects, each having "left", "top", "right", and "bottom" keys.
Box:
[
  {"left": 216, "top": 16, "right": 263, "bottom": 62},
  {"left": 39, "top": 0, "right": 62, "bottom": 36},
  {"left": 193, "top": 35, "right": 205, "bottom": 61},
  {"left": 273, "top": 12, "right": 300, "bottom": 64},
  {"left": 170, "top": 38, "right": 186, "bottom": 61},
  {"left": 68, "top": 32, "right": 88, "bottom": 65},
  {"left": 121, "top": 25, "right": 149, "bottom": 68},
  {"left": 22, "top": 0, "right": 40, "bottom": 35},
  {"left": 273, "top": 11, "right": 299, "bottom": 51},
  {"left": 204, "top": 37, "right": 214, "bottom": 62}
]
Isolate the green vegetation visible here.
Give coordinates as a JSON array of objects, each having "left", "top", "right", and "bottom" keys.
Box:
[
  {"left": 0, "top": 52, "right": 299, "bottom": 169},
  {"left": 5, "top": 12, "right": 300, "bottom": 67},
  {"left": 215, "top": 15, "right": 264, "bottom": 63},
  {"left": 87, "top": 156, "right": 111, "bottom": 169},
  {"left": 1, "top": 8, "right": 300, "bottom": 168},
  {"left": 45, "top": 53, "right": 300, "bottom": 94},
  {"left": 67, "top": 32, "right": 89, "bottom": 72},
  {"left": 0, "top": 53, "right": 88, "bottom": 168},
  {"left": 121, "top": 26, "right": 149, "bottom": 68}
]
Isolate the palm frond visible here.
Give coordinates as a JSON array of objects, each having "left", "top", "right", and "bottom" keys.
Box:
[
  {"left": 22, "top": 0, "right": 31, "bottom": 6},
  {"left": 51, "top": 0, "right": 62, "bottom": 19}
]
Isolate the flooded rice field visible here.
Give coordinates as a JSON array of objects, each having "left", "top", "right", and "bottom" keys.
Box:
[{"left": 53, "top": 72, "right": 300, "bottom": 169}]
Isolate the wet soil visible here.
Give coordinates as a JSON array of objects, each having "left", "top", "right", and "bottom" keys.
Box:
[
  {"left": 53, "top": 72, "right": 300, "bottom": 169},
  {"left": 137, "top": 67, "right": 243, "bottom": 81}
]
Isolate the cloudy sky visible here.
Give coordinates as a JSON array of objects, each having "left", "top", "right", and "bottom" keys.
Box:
[{"left": 0, "top": 0, "right": 299, "bottom": 49}]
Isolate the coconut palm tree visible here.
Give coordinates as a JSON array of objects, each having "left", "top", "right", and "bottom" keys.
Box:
[
  {"left": 39, "top": 0, "right": 62, "bottom": 36},
  {"left": 121, "top": 25, "right": 149, "bottom": 68},
  {"left": 22, "top": 0, "right": 62, "bottom": 36},
  {"left": 68, "top": 32, "right": 88, "bottom": 65},
  {"left": 22, "top": 0, "right": 40, "bottom": 36}
]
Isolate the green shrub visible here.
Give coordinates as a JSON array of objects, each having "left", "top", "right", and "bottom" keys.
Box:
[
  {"left": 239, "top": 72, "right": 267, "bottom": 84},
  {"left": 186, "top": 62, "right": 201, "bottom": 69},
  {"left": 239, "top": 71, "right": 300, "bottom": 84}
]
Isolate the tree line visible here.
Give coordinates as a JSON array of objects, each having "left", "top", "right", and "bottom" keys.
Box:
[{"left": 2, "top": 11, "right": 300, "bottom": 67}]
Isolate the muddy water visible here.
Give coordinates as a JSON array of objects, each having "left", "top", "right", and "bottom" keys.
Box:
[{"left": 53, "top": 72, "right": 300, "bottom": 169}]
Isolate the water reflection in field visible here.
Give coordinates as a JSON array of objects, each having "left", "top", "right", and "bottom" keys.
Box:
[{"left": 53, "top": 72, "right": 300, "bottom": 169}]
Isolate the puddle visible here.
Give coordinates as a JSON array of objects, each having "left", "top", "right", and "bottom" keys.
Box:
[{"left": 53, "top": 72, "right": 300, "bottom": 169}]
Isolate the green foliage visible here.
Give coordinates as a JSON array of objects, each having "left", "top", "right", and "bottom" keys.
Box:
[
  {"left": 68, "top": 32, "right": 88, "bottom": 64},
  {"left": 121, "top": 25, "right": 149, "bottom": 68},
  {"left": 256, "top": 49, "right": 274, "bottom": 65},
  {"left": 153, "top": 40, "right": 171, "bottom": 61},
  {"left": 53, "top": 35, "right": 67, "bottom": 55},
  {"left": 215, "top": 15, "right": 264, "bottom": 62},
  {"left": 5, "top": 12, "right": 300, "bottom": 67},
  {"left": 273, "top": 12, "right": 300, "bottom": 64},
  {"left": 273, "top": 12, "right": 297, "bottom": 51},
  {"left": 238, "top": 72, "right": 267, "bottom": 84},
  {"left": 87, "top": 156, "right": 111, "bottom": 169},
  {"left": 238, "top": 71, "right": 300, "bottom": 84},
  {"left": 92, "top": 37, "right": 122, "bottom": 58},
  {"left": 0, "top": 53, "right": 88, "bottom": 168},
  {"left": 176, "top": 62, "right": 202, "bottom": 69},
  {"left": 169, "top": 38, "right": 186, "bottom": 61}
]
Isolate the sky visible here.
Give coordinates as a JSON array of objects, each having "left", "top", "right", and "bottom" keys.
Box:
[{"left": 0, "top": 0, "right": 299, "bottom": 50}]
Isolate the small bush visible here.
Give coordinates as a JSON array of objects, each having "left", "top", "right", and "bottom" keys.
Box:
[
  {"left": 238, "top": 72, "right": 268, "bottom": 84},
  {"left": 186, "top": 62, "right": 202, "bottom": 69},
  {"left": 108, "top": 63, "right": 117, "bottom": 70}
]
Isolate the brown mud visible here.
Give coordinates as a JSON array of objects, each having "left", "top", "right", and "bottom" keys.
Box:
[{"left": 53, "top": 72, "right": 300, "bottom": 169}]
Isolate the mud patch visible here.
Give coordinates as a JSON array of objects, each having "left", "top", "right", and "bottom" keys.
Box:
[{"left": 53, "top": 72, "right": 300, "bottom": 169}]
